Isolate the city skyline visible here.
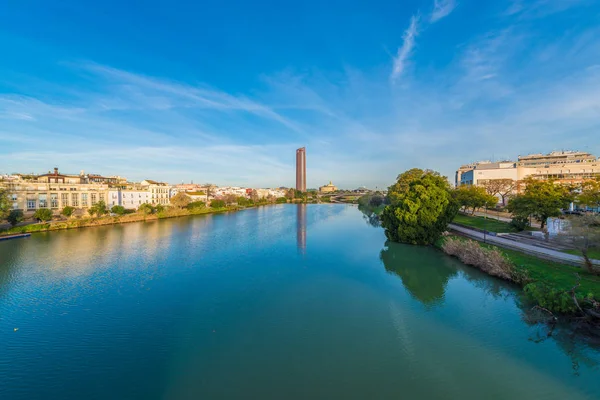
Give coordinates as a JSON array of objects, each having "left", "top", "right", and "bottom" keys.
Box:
[{"left": 1, "top": 1, "right": 600, "bottom": 188}]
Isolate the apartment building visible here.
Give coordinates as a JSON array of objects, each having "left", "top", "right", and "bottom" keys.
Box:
[
  {"left": 141, "top": 180, "right": 172, "bottom": 206},
  {"left": 2, "top": 168, "right": 109, "bottom": 215},
  {"left": 107, "top": 188, "right": 152, "bottom": 210}
]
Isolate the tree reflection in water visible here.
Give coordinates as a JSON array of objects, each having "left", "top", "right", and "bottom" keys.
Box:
[{"left": 380, "top": 241, "right": 457, "bottom": 306}]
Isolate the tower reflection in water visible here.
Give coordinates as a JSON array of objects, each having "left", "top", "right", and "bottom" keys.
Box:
[{"left": 296, "top": 204, "right": 307, "bottom": 254}]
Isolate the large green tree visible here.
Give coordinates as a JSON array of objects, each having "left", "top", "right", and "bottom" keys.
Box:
[
  {"left": 454, "top": 185, "right": 498, "bottom": 214},
  {"left": 88, "top": 200, "right": 108, "bottom": 217},
  {"left": 0, "top": 189, "right": 11, "bottom": 221},
  {"left": 7, "top": 210, "right": 24, "bottom": 227},
  {"left": 387, "top": 168, "right": 435, "bottom": 205},
  {"left": 33, "top": 208, "right": 53, "bottom": 222},
  {"left": 381, "top": 172, "right": 458, "bottom": 245},
  {"left": 507, "top": 178, "right": 573, "bottom": 229},
  {"left": 578, "top": 178, "right": 600, "bottom": 210}
]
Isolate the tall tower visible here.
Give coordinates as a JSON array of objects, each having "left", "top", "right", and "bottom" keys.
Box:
[{"left": 296, "top": 147, "right": 306, "bottom": 192}]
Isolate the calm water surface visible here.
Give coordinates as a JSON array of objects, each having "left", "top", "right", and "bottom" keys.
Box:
[{"left": 1, "top": 204, "right": 599, "bottom": 399}]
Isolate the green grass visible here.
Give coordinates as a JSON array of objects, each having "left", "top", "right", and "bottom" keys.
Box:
[
  {"left": 563, "top": 248, "right": 600, "bottom": 261},
  {"left": 452, "top": 213, "right": 518, "bottom": 233},
  {"left": 438, "top": 235, "right": 600, "bottom": 299}
]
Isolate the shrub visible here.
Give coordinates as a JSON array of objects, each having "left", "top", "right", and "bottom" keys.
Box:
[
  {"left": 111, "top": 205, "right": 126, "bottom": 215},
  {"left": 61, "top": 206, "right": 75, "bottom": 217},
  {"left": 7, "top": 210, "right": 24, "bottom": 226},
  {"left": 155, "top": 204, "right": 165, "bottom": 213},
  {"left": 33, "top": 208, "right": 53, "bottom": 222},
  {"left": 442, "top": 237, "right": 513, "bottom": 281},
  {"left": 138, "top": 203, "right": 155, "bottom": 215},
  {"left": 523, "top": 282, "right": 586, "bottom": 314},
  {"left": 211, "top": 199, "right": 226, "bottom": 208},
  {"left": 510, "top": 215, "right": 530, "bottom": 232},
  {"left": 187, "top": 201, "right": 206, "bottom": 210},
  {"left": 276, "top": 197, "right": 288, "bottom": 204}
]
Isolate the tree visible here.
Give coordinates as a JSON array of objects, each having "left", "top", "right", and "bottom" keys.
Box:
[
  {"left": 0, "top": 188, "right": 10, "bottom": 221},
  {"left": 250, "top": 190, "right": 260, "bottom": 202},
  {"left": 507, "top": 178, "right": 572, "bottom": 229},
  {"left": 454, "top": 185, "right": 497, "bottom": 214},
  {"left": 387, "top": 168, "right": 434, "bottom": 205},
  {"left": 138, "top": 203, "right": 155, "bottom": 215},
  {"left": 33, "top": 208, "right": 53, "bottom": 222},
  {"left": 7, "top": 210, "right": 24, "bottom": 227},
  {"left": 285, "top": 189, "right": 295, "bottom": 200},
  {"left": 479, "top": 179, "right": 516, "bottom": 206},
  {"left": 223, "top": 194, "right": 237, "bottom": 206},
  {"left": 61, "top": 206, "right": 75, "bottom": 218},
  {"left": 170, "top": 192, "right": 191, "bottom": 209},
  {"left": 211, "top": 199, "right": 226, "bottom": 208},
  {"left": 578, "top": 178, "right": 600, "bottom": 210},
  {"left": 111, "top": 205, "right": 126, "bottom": 215},
  {"left": 381, "top": 172, "right": 459, "bottom": 245},
  {"left": 88, "top": 200, "right": 108, "bottom": 217},
  {"left": 557, "top": 214, "right": 600, "bottom": 275},
  {"left": 187, "top": 201, "right": 206, "bottom": 210},
  {"left": 204, "top": 184, "right": 216, "bottom": 202},
  {"left": 276, "top": 197, "right": 288, "bottom": 204}
]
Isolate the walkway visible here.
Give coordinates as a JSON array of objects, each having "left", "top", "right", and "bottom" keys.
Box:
[{"left": 448, "top": 223, "right": 600, "bottom": 267}]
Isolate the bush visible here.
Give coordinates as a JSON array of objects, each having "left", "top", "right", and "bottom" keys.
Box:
[
  {"left": 138, "top": 203, "right": 155, "bottom": 215},
  {"left": 111, "top": 205, "right": 126, "bottom": 215},
  {"left": 33, "top": 208, "right": 53, "bottom": 222},
  {"left": 276, "top": 197, "right": 288, "bottom": 204},
  {"left": 187, "top": 201, "right": 206, "bottom": 210},
  {"left": 7, "top": 210, "right": 24, "bottom": 226},
  {"left": 442, "top": 237, "right": 513, "bottom": 281},
  {"left": 61, "top": 206, "right": 75, "bottom": 217},
  {"left": 211, "top": 199, "right": 226, "bottom": 208},
  {"left": 155, "top": 204, "right": 165, "bottom": 213},
  {"left": 510, "top": 215, "right": 530, "bottom": 232},
  {"left": 523, "top": 282, "right": 587, "bottom": 314}
]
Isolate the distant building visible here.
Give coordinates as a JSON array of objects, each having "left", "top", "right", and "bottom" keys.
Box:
[
  {"left": 108, "top": 188, "right": 151, "bottom": 210},
  {"left": 140, "top": 180, "right": 172, "bottom": 206},
  {"left": 296, "top": 147, "right": 306, "bottom": 192},
  {"left": 319, "top": 181, "right": 338, "bottom": 193},
  {"left": 456, "top": 151, "right": 600, "bottom": 191}
]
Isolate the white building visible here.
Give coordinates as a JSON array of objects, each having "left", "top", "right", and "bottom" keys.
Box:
[
  {"left": 141, "top": 180, "right": 172, "bottom": 206},
  {"left": 108, "top": 189, "right": 152, "bottom": 210}
]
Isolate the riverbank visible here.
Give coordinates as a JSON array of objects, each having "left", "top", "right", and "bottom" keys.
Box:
[
  {"left": 0, "top": 205, "right": 246, "bottom": 236},
  {"left": 436, "top": 234, "right": 600, "bottom": 319}
]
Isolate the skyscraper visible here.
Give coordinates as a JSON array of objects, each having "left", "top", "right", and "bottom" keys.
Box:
[{"left": 295, "top": 147, "right": 306, "bottom": 192}]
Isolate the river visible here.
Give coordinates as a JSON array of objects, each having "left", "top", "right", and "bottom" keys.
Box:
[{"left": 0, "top": 204, "right": 599, "bottom": 399}]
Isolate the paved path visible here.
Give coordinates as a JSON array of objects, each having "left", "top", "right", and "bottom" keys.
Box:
[
  {"left": 470, "top": 211, "right": 542, "bottom": 228},
  {"left": 448, "top": 223, "right": 600, "bottom": 267}
]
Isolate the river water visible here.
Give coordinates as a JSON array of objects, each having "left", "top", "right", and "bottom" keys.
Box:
[{"left": 0, "top": 204, "right": 599, "bottom": 399}]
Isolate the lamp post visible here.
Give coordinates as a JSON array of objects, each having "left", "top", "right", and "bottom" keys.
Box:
[{"left": 483, "top": 205, "right": 487, "bottom": 243}]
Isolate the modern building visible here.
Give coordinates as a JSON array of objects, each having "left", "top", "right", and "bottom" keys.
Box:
[
  {"left": 296, "top": 147, "right": 306, "bottom": 192},
  {"left": 319, "top": 181, "right": 338, "bottom": 193},
  {"left": 457, "top": 151, "right": 600, "bottom": 191}
]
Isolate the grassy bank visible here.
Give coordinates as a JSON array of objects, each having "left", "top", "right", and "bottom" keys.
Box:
[
  {"left": 452, "top": 213, "right": 518, "bottom": 233},
  {"left": 0, "top": 206, "right": 239, "bottom": 236},
  {"left": 563, "top": 248, "right": 600, "bottom": 261},
  {"left": 437, "top": 235, "right": 600, "bottom": 313}
]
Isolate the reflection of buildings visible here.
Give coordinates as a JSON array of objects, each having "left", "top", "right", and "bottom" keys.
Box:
[
  {"left": 296, "top": 204, "right": 307, "bottom": 254},
  {"left": 296, "top": 147, "right": 306, "bottom": 192}
]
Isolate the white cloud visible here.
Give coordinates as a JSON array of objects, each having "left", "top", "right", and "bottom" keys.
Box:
[
  {"left": 430, "top": 0, "right": 457, "bottom": 23},
  {"left": 391, "top": 15, "right": 420, "bottom": 82}
]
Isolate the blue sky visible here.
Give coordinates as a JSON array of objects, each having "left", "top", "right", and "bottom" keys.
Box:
[{"left": 1, "top": 0, "right": 599, "bottom": 188}]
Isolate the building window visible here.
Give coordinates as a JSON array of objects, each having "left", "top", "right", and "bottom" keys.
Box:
[
  {"left": 50, "top": 194, "right": 59, "bottom": 208},
  {"left": 61, "top": 193, "right": 69, "bottom": 206},
  {"left": 91, "top": 193, "right": 97, "bottom": 205},
  {"left": 39, "top": 194, "right": 48, "bottom": 208},
  {"left": 71, "top": 193, "right": 79, "bottom": 207},
  {"left": 81, "top": 193, "right": 88, "bottom": 207},
  {"left": 11, "top": 194, "right": 17, "bottom": 201},
  {"left": 27, "top": 199, "right": 36, "bottom": 210}
]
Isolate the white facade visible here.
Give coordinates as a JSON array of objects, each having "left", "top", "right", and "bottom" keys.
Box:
[
  {"left": 108, "top": 189, "right": 152, "bottom": 210},
  {"left": 141, "top": 180, "right": 172, "bottom": 206}
]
